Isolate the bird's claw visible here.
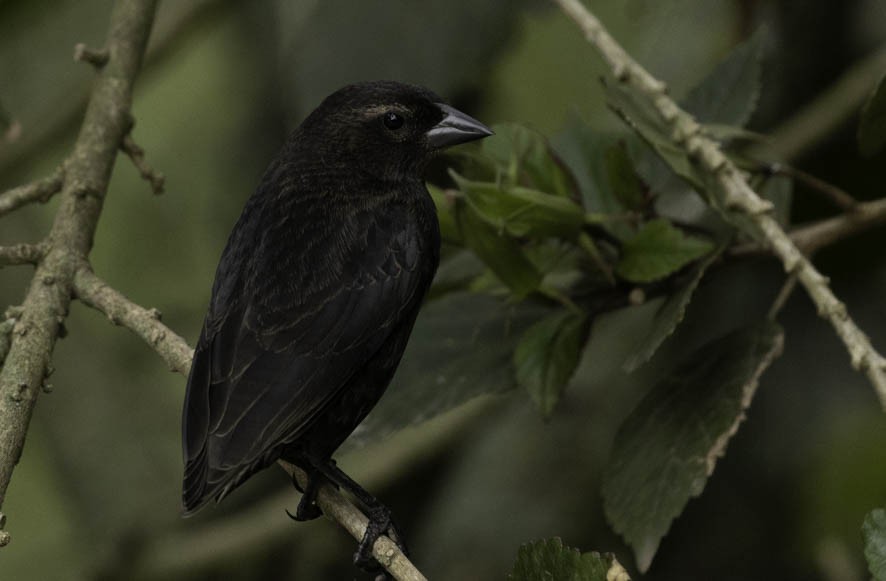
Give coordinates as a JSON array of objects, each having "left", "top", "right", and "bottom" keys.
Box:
[
  {"left": 286, "top": 469, "right": 323, "bottom": 521},
  {"left": 353, "top": 505, "right": 409, "bottom": 574}
]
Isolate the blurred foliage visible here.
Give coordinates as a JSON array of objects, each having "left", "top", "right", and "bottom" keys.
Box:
[
  {"left": 2, "top": 1, "right": 886, "bottom": 580},
  {"left": 509, "top": 538, "right": 629, "bottom": 581}
]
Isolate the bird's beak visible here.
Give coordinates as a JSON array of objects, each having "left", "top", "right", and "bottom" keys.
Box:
[{"left": 427, "top": 103, "right": 494, "bottom": 149}]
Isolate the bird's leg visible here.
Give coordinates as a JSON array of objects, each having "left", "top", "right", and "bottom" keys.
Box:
[
  {"left": 314, "top": 460, "right": 409, "bottom": 568},
  {"left": 285, "top": 463, "right": 323, "bottom": 521}
]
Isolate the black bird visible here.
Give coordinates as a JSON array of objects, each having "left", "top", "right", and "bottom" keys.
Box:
[{"left": 181, "top": 80, "right": 492, "bottom": 571}]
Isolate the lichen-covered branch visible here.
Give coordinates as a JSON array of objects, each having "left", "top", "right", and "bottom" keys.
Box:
[
  {"left": 73, "top": 269, "right": 426, "bottom": 580},
  {"left": 73, "top": 266, "right": 192, "bottom": 374},
  {"left": 0, "top": 0, "right": 158, "bottom": 533},
  {"left": 0, "top": 244, "right": 46, "bottom": 267},
  {"left": 554, "top": 0, "right": 886, "bottom": 409},
  {"left": 0, "top": 168, "right": 64, "bottom": 218}
]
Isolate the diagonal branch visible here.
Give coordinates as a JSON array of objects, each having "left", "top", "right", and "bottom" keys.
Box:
[
  {"left": 73, "top": 266, "right": 192, "bottom": 374},
  {"left": 73, "top": 268, "right": 426, "bottom": 581},
  {"left": 554, "top": 0, "right": 886, "bottom": 409},
  {"left": 0, "top": 167, "right": 64, "bottom": 218},
  {"left": 0, "top": 0, "right": 158, "bottom": 539},
  {"left": 121, "top": 133, "right": 165, "bottom": 195}
]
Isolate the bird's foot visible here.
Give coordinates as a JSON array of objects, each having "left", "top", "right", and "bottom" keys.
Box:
[
  {"left": 353, "top": 504, "right": 409, "bottom": 575},
  {"left": 285, "top": 469, "right": 323, "bottom": 521}
]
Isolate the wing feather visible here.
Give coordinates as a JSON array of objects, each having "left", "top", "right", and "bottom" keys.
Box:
[{"left": 182, "top": 197, "right": 433, "bottom": 513}]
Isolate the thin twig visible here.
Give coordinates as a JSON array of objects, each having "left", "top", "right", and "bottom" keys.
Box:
[
  {"left": 72, "top": 268, "right": 426, "bottom": 581},
  {"left": 73, "top": 43, "right": 110, "bottom": 67},
  {"left": 121, "top": 133, "right": 165, "bottom": 194},
  {"left": 0, "top": 243, "right": 46, "bottom": 267},
  {"left": 768, "top": 163, "right": 857, "bottom": 211},
  {"left": 554, "top": 0, "right": 886, "bottom": 409},
  {"left": 730, "top": 196, "right": 886, "bottom": 257},
  {"left": 767, "top": 273, "right": 799, "bottom": 320},
  {"left": 0, "top": 168, "right": 64, "bottom": 217},
  {"left": 72, "top": 266, "right": 192, "bottom": 374}
]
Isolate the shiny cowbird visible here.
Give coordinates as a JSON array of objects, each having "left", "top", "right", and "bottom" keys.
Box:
[{"left": 181, "top": 81, "right": 492, "bottom": 571}]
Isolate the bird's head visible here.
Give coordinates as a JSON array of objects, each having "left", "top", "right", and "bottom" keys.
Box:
[{"left": 296, "top": 80, "right": 493, "bottom": 182}]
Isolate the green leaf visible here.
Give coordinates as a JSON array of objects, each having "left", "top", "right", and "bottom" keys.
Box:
[
  {"left": 427, "top": 183, "right": 461, "bottom": 243},
  {"left": 623, "top": 249, "right": 721, "bottom": 372},
  {"left": 456, "top": 202, "right": 542, "bottom": 297},
  {"left": 604, "top": 143, "right": 647, "bottom": 211},
  {"left": 509, "top": 538, "right": 630, "bottom": 581},
  {"left": 514, "top": 310, "right": 590, "bottom": 418},
  {"left": 680, "top": 28, "right": 765, "bottom": 127},
  {"left": 616, "top": 219, "right": 713, "bottom": 283},
  {"left": 610, "top": 30, "right": 766, "bottom": 237},
  {"left": 604, "top": 81, "right": 706, "bottom": 192},
  {"left": 347, "top": 292, "right": 551, "bottom": 449},
  {"left": 858, "top": 73, "right": 886, "bottom": 157},
  {"left": 452, "top": 171, "right": 586, "bottom": 239},
  {"left": 482, "top": 122, "right": 577, "bottom": 196},
  {"left": 602, "top": 322, "right": 784, "bottom": 572},
  {"left": 864, "top": 508, "right": 886, "bottom": 581},
  {"left": 551, "top": 124, "right": 632, "bottom": 220}
]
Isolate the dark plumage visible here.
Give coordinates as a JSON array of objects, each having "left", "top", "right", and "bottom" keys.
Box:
[{"left": 181, "top": 81, "right": 492, "bottom": 570}]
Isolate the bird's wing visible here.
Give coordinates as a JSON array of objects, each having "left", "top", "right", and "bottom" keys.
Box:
[{"left": 182, "top": 203, "right": 431, "bottom": 512}]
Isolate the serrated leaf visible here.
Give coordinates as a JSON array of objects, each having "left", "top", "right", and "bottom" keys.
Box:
[
  {"left": 514, "top": 310, "right": 590, "bottom": 418},
  {"left": 859, "top": 73, "right": 886, "bottom": 157},
  {"left": 604, "top": 143, "right": 647, "bottom": 211},
  {"left": 616, "top": 219, "right": 713, "bottom": 283},
  {"left": 602, "top": 322, "right": 784, "bottom": 572},
  {"left": 482, "top": 122, "right": 577, "bottom": 197},
  {"left": 456, "top": 202, "right": 542, "bottom": 297},
  {"left": 347, "top": 292, "right": 550, "bottom": 449},
  {"left": 864, "top": 508, "right": 886, "bottom": 581},
  {"left": 604, "top": 80, "right": 708, "bottom": 192},
  {"left": 612, "top": 30, "right": 766, "bottom": 236},
  {"left": 427, "top": 183, "right": 461, "bottom": 243},
  {"left": 623, "top": 249, "right": 721, "bottom": 372},
  {"left": 452, "top": 171, "right": 586, "bottom": 239},
  {"left": 681, "top": 28, "right": 765, "bottom": 127},
  {"left": 509, "top": 538, "right": 630, "bottom": 581}
]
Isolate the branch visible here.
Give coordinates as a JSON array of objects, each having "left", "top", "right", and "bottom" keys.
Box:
[
  {"left": 121, "top": 133, "right": 165, "bottom": 195},
  {"left": 731, "top": 196, "right": 886, "bottom": 257},
  {"left": 0, "top": 0, "right": 158, "bottom": 536},
  {"left": 72, "top": 266, "right": 192, "bottom": 374},
  {"left": 554, "top": 0, "right": 886, "bottom": 409},
  {"left": 0, "top": 243, "right": 46, "bottom": 267},
  {"left": 73, "top": 271, "right": 426, "bottom": 580},
  {"left": 0, "top": 168, "right": 64, "bottom": 218}
]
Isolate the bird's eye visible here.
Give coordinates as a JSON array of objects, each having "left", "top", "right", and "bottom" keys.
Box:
[{"left": 382, "top": 111, "right": 404, "bottom": 130}]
